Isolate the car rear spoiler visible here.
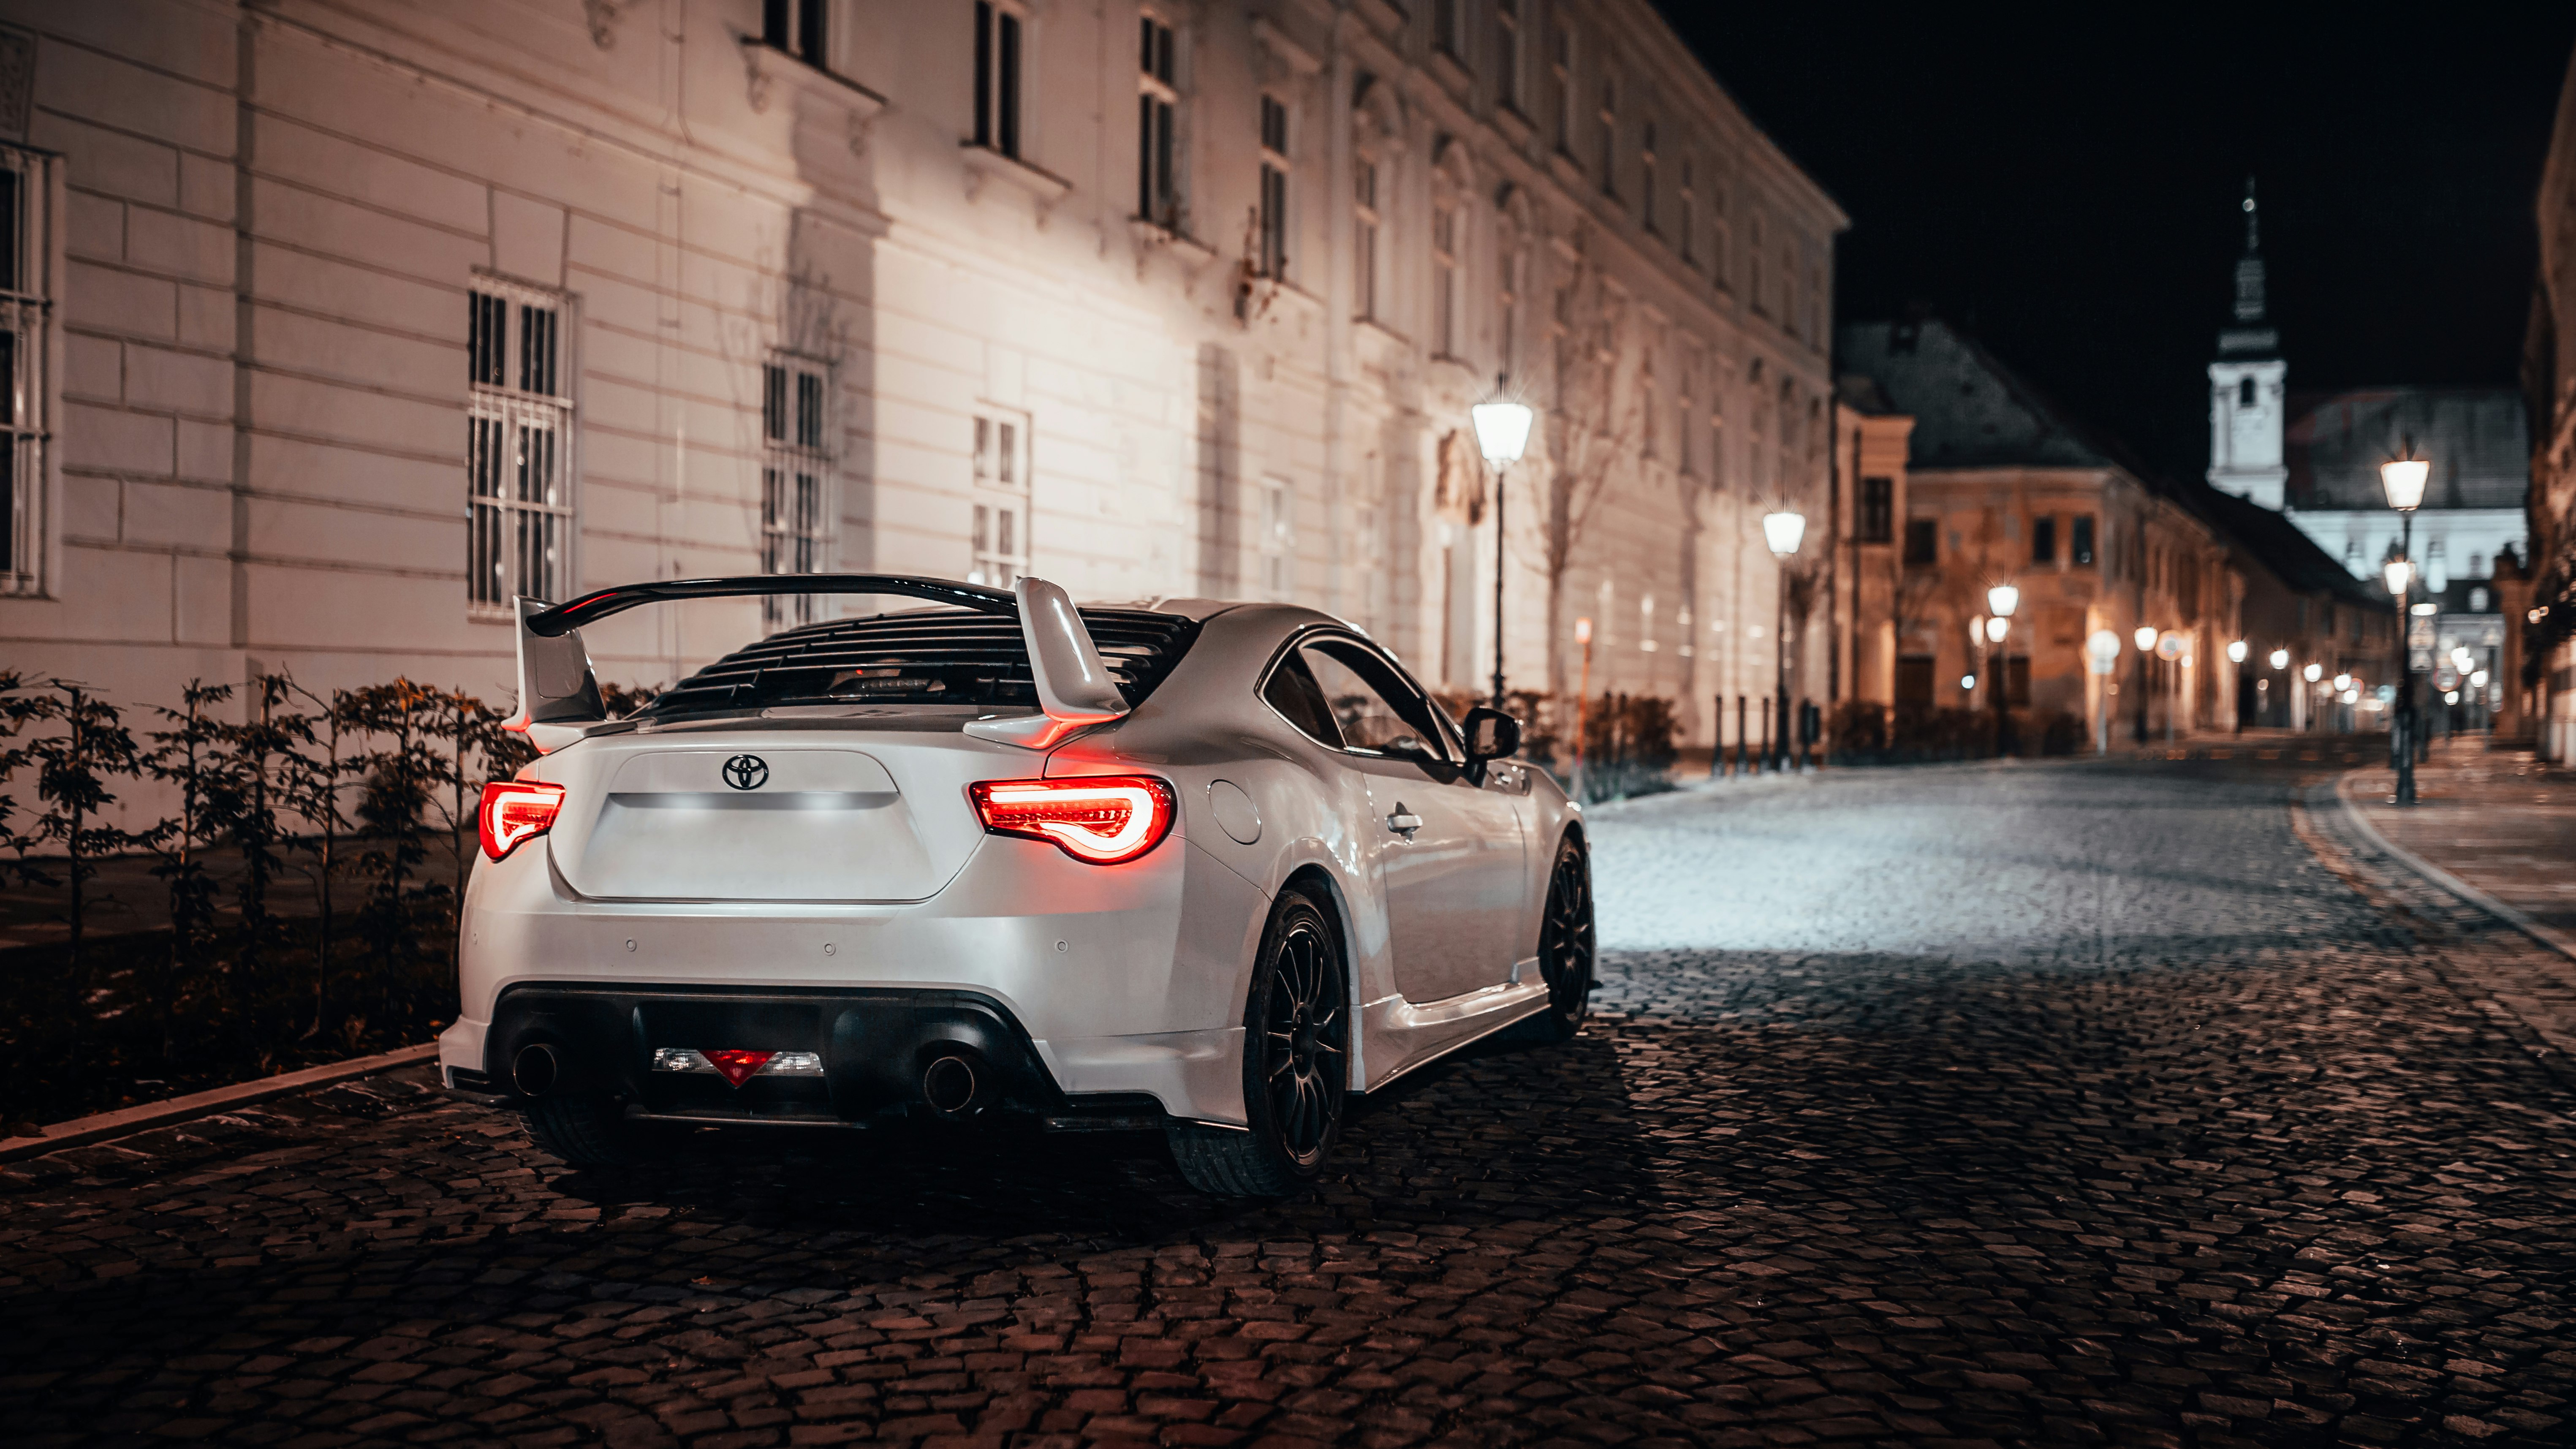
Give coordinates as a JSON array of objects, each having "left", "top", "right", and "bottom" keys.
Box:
[{"left": 508, "top": 573, "right": 1129, "bottom": 753}]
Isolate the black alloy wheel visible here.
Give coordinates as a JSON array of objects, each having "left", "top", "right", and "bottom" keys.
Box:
[
  {"left": 1522, "top": 835, "right": 1594, "bottom": 1041},
  {"left": 1167, "top": 888, "right": 1349, "bottom": 1196}
]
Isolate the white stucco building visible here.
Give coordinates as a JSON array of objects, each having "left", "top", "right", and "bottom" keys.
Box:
[{"left": 0, "top": 0, "right": 1842, "bottom": 749}]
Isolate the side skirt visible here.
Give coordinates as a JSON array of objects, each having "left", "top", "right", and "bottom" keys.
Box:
[{"left": 1350, "top": 977, "right": 1553, "bottom": 1095}]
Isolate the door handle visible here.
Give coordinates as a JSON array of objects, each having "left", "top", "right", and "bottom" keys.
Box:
[{"left": 1386, "top": 805, "right": 1423, "bottom": 837}]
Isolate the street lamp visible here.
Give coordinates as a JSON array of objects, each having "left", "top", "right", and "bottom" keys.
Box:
[
  {"left": 2269, "top": 647, "right": 2290, "bottom": 671},
  {"left": 2086, "top": 628, "right": 2122, "bottom": 754},
  {"left": 2381, "top": 443, "right": 2427, "bottom": 804},
  {"left": 2132, "top": 624, "right": 2156, "bottom": 744},
  {"left": 1764, "top": 508, "right": 1805, "bottom": 772},
  {"left": 1986, "top": 583, "right": 2019, "bottom": 755},
  {"left": 1470, "top": 393, "right": 1535, "bottom": 712},
  {"left": 2227, "top": 639, "right": 2249, "bottom": 663}
]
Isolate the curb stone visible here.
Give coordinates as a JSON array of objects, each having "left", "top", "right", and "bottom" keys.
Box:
[{"left": 0, "top": 1041, "right": 439, "bottom": 1163}]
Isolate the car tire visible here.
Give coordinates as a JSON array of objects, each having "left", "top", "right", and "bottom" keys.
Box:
[
  {"left": 1513, "top": 834, "right": 1594, "bottom": 1043},
  {"left": 522, "top": 1092, "right": 647, "bottom": 1167},
  {"left": 1168, "top": 887, "right": 1348, "bottom": 1198}
]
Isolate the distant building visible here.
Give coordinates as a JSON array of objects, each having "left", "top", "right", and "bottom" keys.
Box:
[
  {"left": 1840, "top": 316, "right": 2238, "bottom": 738},
  {"left": 2205, "top": 183, "right": 2527, "bottom": 613}
]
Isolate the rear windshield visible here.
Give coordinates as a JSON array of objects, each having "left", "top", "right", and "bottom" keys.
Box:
[{"left": 639, "top": 607, "right": 1200, "bottom": 720}]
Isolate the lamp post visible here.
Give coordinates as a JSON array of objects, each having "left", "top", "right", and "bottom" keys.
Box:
[
  {"left": 2227, "top": 639, "right": 2250, "bottom": 733},
  {"left": 2133, "top": 624, "right": 2156, "bottom": 744},
  {"left": 2086, "top": 628, "right": 2121, "bottom": 754},
  {"left": 1763, "top": 507, "right": 1806, "bottom": 773},
  {"left": 1987, "top": 583, "right": 2019, "bottom": 755},
  {"left": 1470, "top": 394, "right": 1535, "bottom": 713},
  {"left": 2382, "top": 446, "right": 2428, "bottom": 805}
]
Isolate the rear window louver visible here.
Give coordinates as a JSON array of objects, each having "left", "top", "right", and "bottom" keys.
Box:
[{"left": 639, "top": 607, "right": 1200, "bottom": 718}]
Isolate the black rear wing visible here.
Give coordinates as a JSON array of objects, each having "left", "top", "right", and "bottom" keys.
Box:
[{"left": 511, "top": 574, "right": 1130, "bottom": 753}]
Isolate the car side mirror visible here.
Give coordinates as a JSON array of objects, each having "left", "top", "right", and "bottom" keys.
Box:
[{"left": 1463, "top": 706, "right": 1522, "bottom": 764}]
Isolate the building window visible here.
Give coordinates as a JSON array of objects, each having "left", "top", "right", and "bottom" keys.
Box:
[
  {"left": 1258, "top": 95, "right": 1291, "bottom": 279},
  {"left": 1859, "top": 477, "right": 1893, "bottom": 544},
  {"left": 1260, "top": 477, "right": 1293, "bottom": 599},
  {"left": 0, "top": 147, "right": 52, "bottom": 597},
  {"left": 1137, "top": 13, "right": 1182, "bottom": 229},
  {"left": 761, "top": 0, "right": 827, "bottom": 67},
  {"left": 1433, "top": 0, "right": 1463, "bottom": 59},
  {"left": 1640, "top": 365, "right": 1658, "bottom": 461},
  {"left": 2032, "top": 514, "right": 2057, "bottom": 564},
  {"left": 1497, "top": 238, "right": 1521, "bottom": 378},
  {"left": 973, "top": 1, "right": 1024, "bottom": 159},
  {"left": 1747, "top": 211, "right": 1765, "bottom": 315},
  {"left": 1431, "top": 201, "right": 1458, "bottom": 357},
  {"left": 1678, "top": 155, "right": 1696, "bottom": 266},
  {"left": 970, "top": 409, "right": 1030, "bottom": 587},
  {"left": 762, "top": 356, "right": 831, "bottom": 631},
  {"left": 1780, "top": 239, "right": 1796, "bottom": 333},
  {"left": 1678, "top": 360, "right": 1697, "bottom": 478},
  {"left": 1595, "top": 74, "right": 1617, "bottom": 195},
  {"left": 1549, "top": 20, "right": 1573, "bottom": 155},
  {"left": 1807, "top": 261, "right": 1823, "bottom": 347},
  {"left": 467, "top": 277, "right": 574, "bottom": 613},
  {"left": 1353, "top": 154, "right": 1381, "bottom": 322},
  {"left": 1495, "top": 0, "right": 1522, "bottom": 111},
  {"left": 1903, "top": 518, "right": 1937, "bottom": 565},
  {"left": 2071, "top": 514, "right": 2095, "bottom": 567},
  {"left": 2238, "top": 376, "right": 2255, "bottom": 407},
  {"left": 1640, "top": 121, "right": 1658, "bottom": 232}
]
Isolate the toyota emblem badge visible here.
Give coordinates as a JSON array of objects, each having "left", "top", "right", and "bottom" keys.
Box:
[{"left": 721, "top": 753, "right": 769, "bottom": 791}]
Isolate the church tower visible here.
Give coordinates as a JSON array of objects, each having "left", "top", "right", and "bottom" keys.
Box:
[{"left": 2207, "top": 178, "right": 2289, "bottom": 510}]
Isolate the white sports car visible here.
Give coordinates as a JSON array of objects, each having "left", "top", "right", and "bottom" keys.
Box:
[{"left": 438, "top": 574, "right": 1592, "bottom": 1196}]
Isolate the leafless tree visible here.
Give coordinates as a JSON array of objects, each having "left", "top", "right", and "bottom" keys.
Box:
[{"left": 1527, "top": 230, "right": 1644, "bottom": 694}]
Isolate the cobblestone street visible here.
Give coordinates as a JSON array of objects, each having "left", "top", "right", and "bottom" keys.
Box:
[{"left": 5, "top": 757, "right": 2574, "bottom": 1449}]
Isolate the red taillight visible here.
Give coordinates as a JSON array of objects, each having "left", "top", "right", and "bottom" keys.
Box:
[
  {"left": 479, "top": 780, "right": 566, "bottom": 861},
  {"left": 968, "top": 775, "right": 1176, "bottom": 865}
]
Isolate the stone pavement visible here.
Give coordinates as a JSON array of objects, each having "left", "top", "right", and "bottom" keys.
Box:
[
  {"left": 2344, "top": 736, "right": 2576, "bottom": 938},
  {"left": 3, "top": 755, "right": 2574, "bottom": 1448}
]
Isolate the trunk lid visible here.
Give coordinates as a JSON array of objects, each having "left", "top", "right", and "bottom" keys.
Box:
[{"left": 538, "top": 718, "right": 1008, "bottom": 903}]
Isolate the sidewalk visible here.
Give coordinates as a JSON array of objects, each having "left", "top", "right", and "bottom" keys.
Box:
[{"left": 2344, "top": 735, "right": 2576, "bottom": 938}]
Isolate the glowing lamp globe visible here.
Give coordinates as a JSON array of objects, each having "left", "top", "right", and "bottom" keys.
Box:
[
  {"left": 2303, "top": 662, "right": 2322, "bottom": 682},
  {"left": 1470, "top": 400, "right": 1535, "bottom": 465},
  {"left": 2226, "top": 639, "right": 2249, "bottom": 663},
  {"left": 2380, "top": 457, "right": 2430, "bottom": 511},
  {"left": 2133, "top": 625, "right": 2158, "bottom": 652},
  {"left": 2383, "top": 557, "right": 2413, "bottom": 598},
  {"left": 1986, "top": 583, "right": 2020, "bottom": 618},
  {"left": 2087, "top": 629, "right": 2122, "bottom": 664},
  {"left": 1984, "top": 615, "right": 2010, "bottom": 643},
  {"left": 2269, "top": 648, "right": 2290, "bottom": 670},
  {"left": 1762, "top": 509, "right": 1807, "bottom": 558}
]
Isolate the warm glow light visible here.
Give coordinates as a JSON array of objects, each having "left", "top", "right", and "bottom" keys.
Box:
[
  {"left": 2341, "top": 690, "right": 2361, "bottom": 704},
  {"left": 2333, "top": 673, "right": 2350, "bottom": 691},
  {"left": 2303, "top": 663, "right": 2322, "bottom": 682},
  {"left": 1762, "top": 509, "right": 1807, "bottom": 557},
  {"left": 2269, "top": 649, "right": 2290, "bottom": 670},
  {"left": 1470, "top": 400, "right": 1535, "bottom": 465},
  {"left": 2473, "top": 669, "right": 2490, "bottom": 687},
  {"left": 1961, "top": 674, "right": 1976, "bottom": 691},
  {"left": 1574, "top": 616, "right": 1592, "bottom": 645},
  {"left": 2380, "top": 457, "right": 2430, "bottom": 511},
  {"left": 1985, "top": 615, "right": 2010, "bottom": 643},
  {"left": 478, "top": 780, "right": 566, "bottom": 861},
  {"left": 1986, "top": 583, "right": 2020, "bottom": 618},
  {"left": 2384, "top": 557, "right": 2413, "bottom": 598},
  {"left": 2134, "top": 625, "right": 2158, "bottom": 652},
  {"left": 969, "top": 775, "right": 1176, "bottom": 865},
  {"left": 2087, "top": 629, "right": 2122, "bottom": 663},
  {"left": 2226, "top": 639, "right": 2249, "bottom": 663},
  {"left": 2157, "top": 631, "right": 2185, "bottom": 661},
  {"left": 2444, "top": 690, "right": 2461, "bottom": 706}
]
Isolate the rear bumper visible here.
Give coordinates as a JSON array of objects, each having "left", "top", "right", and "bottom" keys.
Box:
[{"left": 444, "top": 983, "right": 1191, "bottom": 1127}]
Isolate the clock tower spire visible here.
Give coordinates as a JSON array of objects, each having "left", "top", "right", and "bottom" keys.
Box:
[{"left": 2208, "top": 177, "right": 2289, "bottom": 509}]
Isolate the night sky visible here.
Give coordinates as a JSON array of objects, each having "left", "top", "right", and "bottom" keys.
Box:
[{"left": 1658, "top": 5, "right": 2576, "bottom": 480}]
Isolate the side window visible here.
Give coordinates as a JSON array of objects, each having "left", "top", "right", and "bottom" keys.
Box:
[
  {"left": 1262, "top": 651, "right": 1342, "bottom": 747},
  {"left": 1298, "top": 639, "right": 1454, "bottom": 764}
]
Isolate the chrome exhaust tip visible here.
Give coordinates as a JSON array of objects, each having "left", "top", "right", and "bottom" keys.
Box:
[
  {"left": 921, "top": 1054, "right": 980, "bottom": 1115},
  {"left": 512, "top": 1042, "right": 561, "bottom": 1097}
]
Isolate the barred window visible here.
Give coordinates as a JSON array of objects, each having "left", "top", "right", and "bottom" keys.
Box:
[
  {"left": 763, "top": 356, "right": 831, "bottom": 631},
  {"left": 969, "top": 408, "right": 1030, "bottom": 587},
  {"left": 0, "top": 145, "right": 52, "bottom": 596},
  {"left": 1137, "top": 12, "right": 1184, "bottom": 230},
  {"left": 466, "top": 277, "right": 573, "bottom": 613},
  {"left": 1258, "top": 96, "right": 1291, "bottom": 279}
]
